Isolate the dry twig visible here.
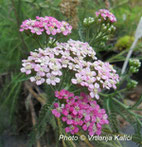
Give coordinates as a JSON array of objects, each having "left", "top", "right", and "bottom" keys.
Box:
[
  {"left": 29, "top": 94, "right": 41, "bottom": 147},
  {"left": 25, "top": 82, "right": 46, "bottom": 105}
]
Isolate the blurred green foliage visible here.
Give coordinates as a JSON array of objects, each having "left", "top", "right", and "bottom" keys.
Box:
[
  {"left": 112, "top": 0, "right": 142, "bottom": 37},
  {"left": 115, "top": 35, "right": 134, "bottom": 51}
]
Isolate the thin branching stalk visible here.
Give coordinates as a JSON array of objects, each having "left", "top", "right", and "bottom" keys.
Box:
[{"left": 112, "top": 97, "right": 142, "bottom": 119}]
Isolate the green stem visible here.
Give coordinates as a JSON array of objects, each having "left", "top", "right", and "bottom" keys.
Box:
[
  {"left": 99, "top": 88, "right": 127, "bottom": 97},
  {"left": 130, "top": 108, "right": 142, "bottom": 111},
  {"left": 58, "top": 70, "right": 66, "bottom": 90},
  {"left": 77, "top": 132, "right": 93, "bottom": 147},
  {"left": 112, "top": 97, "right": 142, "bottom": 118},
  {"left": 71, "top": 89, "right": 81, "bottom": 93},
  {"left": 107, "top": 45, "right": 139, "bottom": 63},
  {"left": 112, "top": 97, "right": 128, "bottom": 109},
  {"left": 107, "top": 49, "right": 128, "bottom": 62},
  {"left": 86, "top": 27, "right": 90, "bottom": 42},
  {"left": 51, "top": 39, "right": 57, "bottom": 48},
  {"left": 106, "top": 98, "right": 111, "bottom": 114},
  {"left": 57, "top": 118, "right": 67, "bottom": 147},
  {"left": 49, "top": 85, "right": 55, "bottom": 92},
  {"left": 45, "top": 33, "right": 49, "bottom": 47},
  {"left": 34, "top": 37, "right": 43, "bottom": 48},
  {"left": 89, "top": 22, "right": 102, "bottom": 44}
]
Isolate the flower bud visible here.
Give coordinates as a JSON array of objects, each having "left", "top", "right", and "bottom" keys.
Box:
[
  {"left": 129, "top": 59, "right": 141, "bottom": 73},
  {"left": 127, "top": 80, "right": 138, "bottom": 89},
  {"left": 102, "top": 24, "right": 105, "bottom": 27},
  {"left": 129, "top": 59, "right": 141, "bottom": 68},
  {"left": 83, "top": 17, "right": 95, "bottom": 27},
  {"left": 96, "top": 32, "right": 102, "bottom": 38},
  {"left": 100, "top": 42, "right": 105, "bottom": 46},
  {"left": 103, "top": 36, "right": 107, "bottom": 39},
  {"left": 108, "top": 28, "right": 111, "bottom": 32},
  {"left": 48, "top": 37, "right": 57, "bottom": 47},
  {"left": 102, "top": 24, "right": 107, "bottom": 30},
  {"left": 130, "top": 67, "right": 138, "bottom": 73}
]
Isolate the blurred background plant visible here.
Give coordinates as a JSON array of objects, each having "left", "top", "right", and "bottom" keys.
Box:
[
  {"left": 0, "top": 0, "right": 142, "bottom": 147},
  {"left": 115, "top": 35, "right": 134, "bottom": 51},
  {"left": 60, "top": 0, "right": 79, "bottom": 29}
]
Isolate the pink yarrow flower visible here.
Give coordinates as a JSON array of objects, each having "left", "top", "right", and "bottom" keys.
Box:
[
  {"left": 96, "top": 9, "right": 117, "bottom": 23},
  {"left": 52, "top": 90, "right": 109, "bottom": 135},
  {"left": 20, "top": 16, "right": 72, "bottom": 36},
  {"left": 21, "top": 40, "right": 119, "bottom": 99}
]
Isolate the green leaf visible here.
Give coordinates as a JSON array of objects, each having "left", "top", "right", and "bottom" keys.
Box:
[
  {"left": 39, "top": 2, "right": 49, "bottom": 8},
  {"left": 130, "top": 95, "right": 142, "bottom": 109},
  {"left": 53, "top": 0, "right": 62, "bottom": 7},
  {"left": 21, "top": 0, "right": 34, "bottom": 3}
]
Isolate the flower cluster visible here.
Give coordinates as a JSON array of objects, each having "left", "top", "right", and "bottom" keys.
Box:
[
  {"left": 129, "top": 58, "right": 141, "bottom": 73},
  {"left": 127, "top": 80, "right": 138, "bottom": 89},
  {"left": 83, "top": 17, "right": 95, "bottom": 27},
  {"left": 96, "top": 9, "right": 117, "bottom": 23},
  {"left": 52, "top": 90, "right": 109, "bottom": 135},
  {"left": 72, "top": 60, "right": 119, "bottom": 99},
  {"left": 21, "top": 39, "right": 96, "bottom": 85},
  {"left": 21, "top": 39, "right": 119, "bottom": 99},
  {"left": 20, "top": 16, "right": 72, "bottom": 36}
]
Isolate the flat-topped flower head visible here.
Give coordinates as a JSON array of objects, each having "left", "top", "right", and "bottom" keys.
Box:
[
  {"left": 21, "top": 39, "right": 119, "bottom": 99},
  {"left": 96, "top": 9, "right": 117, "bottom": 23},
  {"left": 52, "top": 90, "right": 109, "bottom": 135},
  {"left": 20, "top": 16, "right": 72, "bottom": 36}
]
